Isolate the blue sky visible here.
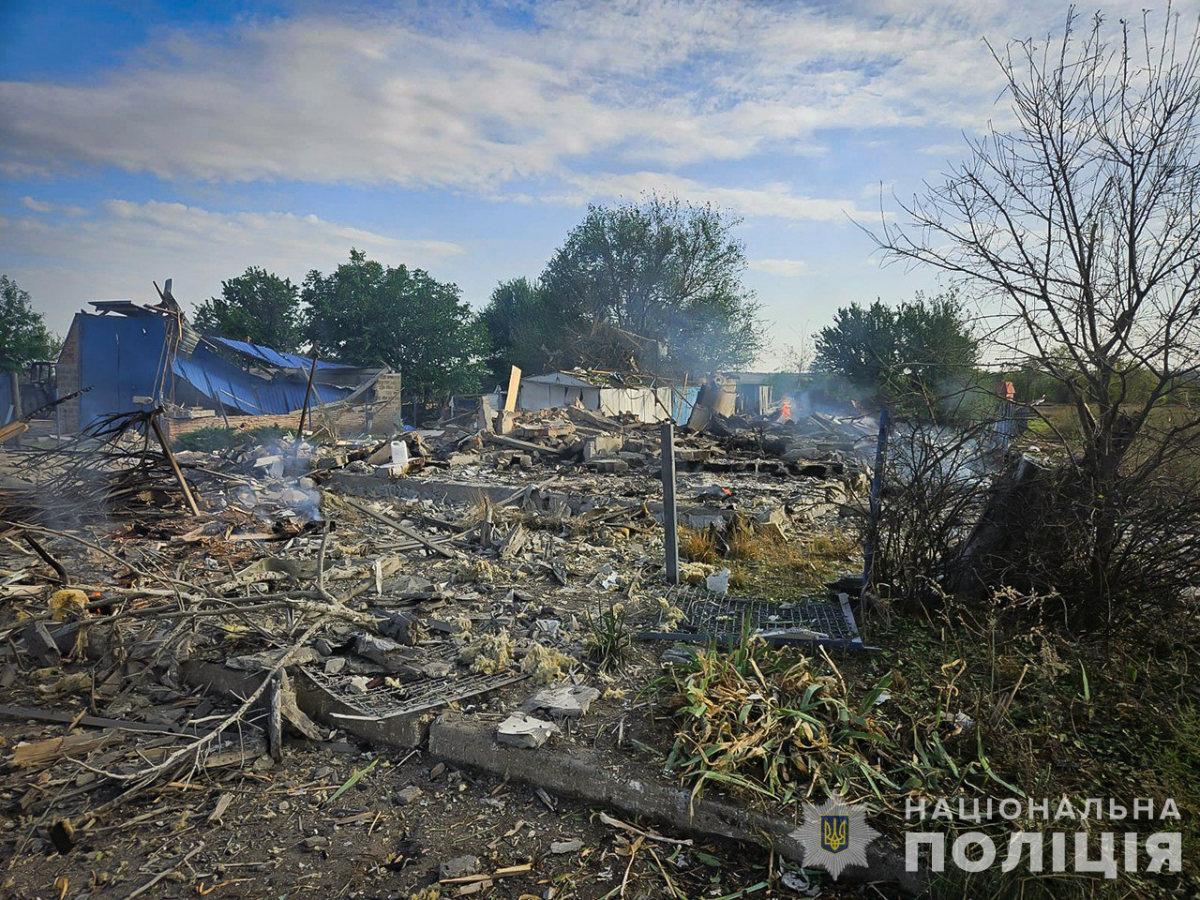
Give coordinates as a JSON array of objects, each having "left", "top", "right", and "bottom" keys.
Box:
[{"left": 1, "top": 0, "right": 1188, "bottom": 367}]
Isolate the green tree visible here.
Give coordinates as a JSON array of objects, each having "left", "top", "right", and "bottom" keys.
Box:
[
  {"left": 193, "top": 267, "right": 303, "bottom": 352},
  {"left": 0, "top": 275, "right": 60, "bottom": 372},
  {"left": 813, "top": 291, "right": 978, "bottom": 418},
  {"left": 480, "top": 277, "right": 583, "bottom": 383},
  {"left": 303, "top": 250, "right": 490, "bottom": 397},
  {"left": 537, "top": 195, "right": 762, "bottom": 375}
]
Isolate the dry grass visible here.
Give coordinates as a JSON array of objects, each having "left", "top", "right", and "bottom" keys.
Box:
[
  {"left": 677, "top": 520, "right": 859, "bottom": 598},
  {"left": 679, "top": 525, "right": 719, "bottom": 564},
  {"left": 725, "top": 516, "right": 759, "bottom": 561}
]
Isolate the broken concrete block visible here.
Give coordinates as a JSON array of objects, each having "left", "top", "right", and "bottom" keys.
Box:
[
  {"left": 477, "top": 396, "right": 496, "bottom": 432},
  {"left": 394, "top": 785, "right": 423, "bottom": 806},
  {"left": 583, "top": 434, "right": 624, "bottom": 460},
  {"left": 550, "top": 839, "right": 584, "bottom": 854},
  {"left": 494, "top": 410, "right": 517, "bottom": 435},
  {"left": 520, "top": 684, "right": 600, "bottom": 720},
  {"left": 439, "top": 855, "right": 481, "bottom": 880},
  {"left": 586, "top": 458, "right": 629, "bottom": 474},
  {"left": 754, "top": 506, "right": 791, "bottom": 532},
  {"left": 496, "top": 712, "right": 560, "bottom": 749}
]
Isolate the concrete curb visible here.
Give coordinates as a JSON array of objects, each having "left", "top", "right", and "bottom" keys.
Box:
[
  {"left": 179, "top": 661, "right": 924, "bottom": 894},
  {"left": 429, "top": 712, "right": 925, "bottom": 895}
]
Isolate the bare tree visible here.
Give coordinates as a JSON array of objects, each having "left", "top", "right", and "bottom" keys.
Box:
[{"left": 875, "top": 8, "right": 1200, "bottom": 625}]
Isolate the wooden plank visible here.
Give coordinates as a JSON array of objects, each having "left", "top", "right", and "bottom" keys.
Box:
[
  {"left": 0, "top": 704, "right": 189, "bottom": 735},
  {"left": 12, "top": 731, "right": 120, "bottom": 768},
  {"left": 504, "top": 365, "right": 522, "bottom": 413},
  {"left": 483, "top": 432, "right": 558, "bottom": 455}
]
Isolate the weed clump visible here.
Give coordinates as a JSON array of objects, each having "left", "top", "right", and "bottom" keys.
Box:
[{"left": 583, "top": 598, "right": 633, "bottom": 672}]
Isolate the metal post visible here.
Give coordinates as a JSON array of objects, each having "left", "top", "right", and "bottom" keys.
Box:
[
  {"left": 861, "top": 408, "right": 891, "bottom": 594},
  {"left": 661, "top": 420, "right": 679, "bottom": 585},
  {"left": 8, "top": 371, "right": 21, "bottom": 449},
  {"left": 297, "top": 348, "right": 319, "bottom": 440}
]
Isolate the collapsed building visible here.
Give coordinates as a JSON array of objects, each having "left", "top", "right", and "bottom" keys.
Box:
[
  {"left": 51, "top": 299, "right": 388, "bottom": 436},
  {"left": 0, "top": 296, "right": 946, "bottom": 896}
]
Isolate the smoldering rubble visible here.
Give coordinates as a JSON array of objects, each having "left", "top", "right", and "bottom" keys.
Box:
[{"left": 0, "top": 394, "right": 928, "bottom": 897}]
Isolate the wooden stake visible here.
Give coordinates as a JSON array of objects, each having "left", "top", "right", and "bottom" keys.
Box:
[{"left": 149, "top": 411, "right": 201, "bottom": 516}]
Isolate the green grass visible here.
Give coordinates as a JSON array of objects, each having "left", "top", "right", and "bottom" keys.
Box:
[
  {"left": 656, "top": 523, "right": 1200, "bottom": 898},
  {"left": 173, "top": 424, "right": 290, "bottom": 452}
]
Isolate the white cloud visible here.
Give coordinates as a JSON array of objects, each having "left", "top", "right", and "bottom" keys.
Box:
[
  {"left": 0, "top": 1, "right": 1146, "bottom": 194},
  {"left": 918, "top": 142, "right": 971, "bottom": 158},
  {"left": 749, "top": 258, "right": 810, "bottom": 277},
  {"left": 559, "top": 172, "right": 875, "bottom": 222},
  {"left": 0, "top": 200, "right": 465, "bottom": 333},
  {"left": 21, "top": 196, "right": 86, "bottom": 216}
]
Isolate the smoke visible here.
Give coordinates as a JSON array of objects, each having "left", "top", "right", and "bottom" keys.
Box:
[{"left": 236, "top": 438, "right": 324, "bottom": 522}]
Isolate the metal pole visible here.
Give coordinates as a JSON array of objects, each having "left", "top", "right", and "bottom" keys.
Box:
[
  {"left": 861, "top": 408, "right": 891, "bottom": 594},
  {"left": 8, "top": 371, "right": 22, "bottom": 449},
  {"left": 297, "top": 348, "right": 319, "bottom": 440},
  {"left": 661, "top": 420, "right": 679, "bottom": 585}
]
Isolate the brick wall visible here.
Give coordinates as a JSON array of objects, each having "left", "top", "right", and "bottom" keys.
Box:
[
  {"left": 56, "top": 320, "right": 81, "bottom": 434},
  {"left": 165, "top": 394, "right": 408, "bottom": 440}
]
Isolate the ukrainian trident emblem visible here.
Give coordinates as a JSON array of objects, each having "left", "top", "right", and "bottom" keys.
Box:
[
  {"left": 821, "top": 814, "right": 849, "bottom": 853},
  {"left": 798, "top": 795, "right": 879, "bottom": 879}
]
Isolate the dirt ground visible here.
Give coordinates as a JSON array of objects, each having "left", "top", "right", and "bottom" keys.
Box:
[
  {"left": 0, "top": 409, "right": 902, "bottom": 900},
  {"left": 1, "top": 717, "right": 885, "bottom": 900}
]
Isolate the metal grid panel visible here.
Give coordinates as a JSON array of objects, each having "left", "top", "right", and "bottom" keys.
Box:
[
  {"left": 304, "top": 665, "right": 529, "bottom": 719},
  {"left": 640, "top": 585, "right": 864, "bottom": 650}
]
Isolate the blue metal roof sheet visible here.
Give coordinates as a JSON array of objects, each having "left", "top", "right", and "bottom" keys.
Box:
[
  {"left": 173, "top": 345, "right": 352, "bottom": 415},
  {"left": 205, "top": 336, "right": 356, "bottom": 371}
]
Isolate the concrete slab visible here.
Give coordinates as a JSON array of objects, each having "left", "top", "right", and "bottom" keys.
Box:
[{"left": 428, "top": 712, "right": 922, "bottom": 894}]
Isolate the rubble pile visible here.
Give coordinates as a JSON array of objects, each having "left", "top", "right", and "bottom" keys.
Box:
[
  {"left": 382, "top": 404, "right": 881, "bottom": 479},
  {"left": 0, "top": 401, "right": 881, "bottom": 895}
]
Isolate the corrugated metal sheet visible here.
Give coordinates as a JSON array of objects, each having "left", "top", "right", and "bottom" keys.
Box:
[
  {"left": 78, "top": 313, "right": 169, "bottom": 425},
  {"left": 71, "top": 313, "right": 358, "bottom": 426},
  {"left": 521, "top": 372, "right": 593, "bottom": 387},
  {"left": 172, "top": 346, "right": 350, "bottom": 415},
  {"left": 205, "top": 336, "right": 354, "bottom": 371},
  {"left": 0, "top": 375, "right": 14, "bottom": 423}
]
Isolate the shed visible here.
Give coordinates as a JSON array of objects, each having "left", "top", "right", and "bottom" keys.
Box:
[
  {"left": 517, "top": 371, "right": 678, "bottom": 423},
  {"left": 56, "top": 302, "right": 372, "bottom": 430}
]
